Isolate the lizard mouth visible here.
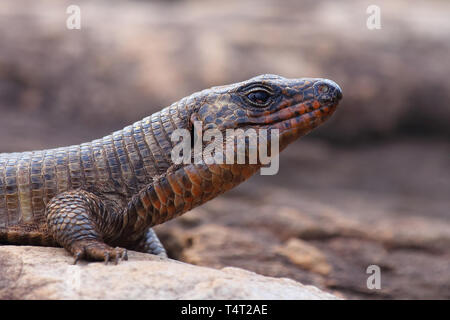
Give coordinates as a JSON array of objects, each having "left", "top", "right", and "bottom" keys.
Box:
[
  {"left": 273, "top": 100, "right": 338, "bottom": 131},
  {"left": 259, "top": 99, "right": 340, "bottom": 151},
  {"left": 248, "top": 98, "right": 338, "bottom": 131}
]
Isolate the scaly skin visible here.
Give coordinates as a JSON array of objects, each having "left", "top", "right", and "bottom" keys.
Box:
[{"left": 0, "top": 74, "right": 342, "bottom": 263}]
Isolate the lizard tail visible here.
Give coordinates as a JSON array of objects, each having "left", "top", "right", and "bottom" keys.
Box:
[{"left": 0, "top": 228, "right": 58, "bottom": 247}]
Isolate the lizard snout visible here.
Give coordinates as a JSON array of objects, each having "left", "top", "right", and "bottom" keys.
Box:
[{"left": 313, "top": 79, "right": 343, "bottom": 105}]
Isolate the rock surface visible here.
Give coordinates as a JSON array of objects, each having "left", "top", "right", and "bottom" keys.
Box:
[{"left": 0, "top": 246, "right": 340, "bottom": 300}]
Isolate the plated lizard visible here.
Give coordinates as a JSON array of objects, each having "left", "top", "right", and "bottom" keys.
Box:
[{"left": 0, "top": 74, "right": 342, "bottom": 263}]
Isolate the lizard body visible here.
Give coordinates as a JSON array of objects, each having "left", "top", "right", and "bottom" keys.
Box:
[{"left": 0, "top": 74, "right": 342, "bottom": 263}]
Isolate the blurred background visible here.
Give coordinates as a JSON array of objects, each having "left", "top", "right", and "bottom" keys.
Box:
[{"left": 0, "top": 0, "right": 449, "bottom": 299}]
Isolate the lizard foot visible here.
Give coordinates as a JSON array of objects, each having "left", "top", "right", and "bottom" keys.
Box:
[
  {"left": 70, "top": 240, "right": 128, "bottom": 265},
  {"left": 46, "top": 190, "right": 128, "bottom": 264}
]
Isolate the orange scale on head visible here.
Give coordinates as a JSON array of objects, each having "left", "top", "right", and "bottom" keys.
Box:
[
  {"left": 298, "top": 105, "right": 307, "bottom": 114},
  {"left": 293, "top": 94, "right": 303, "bottom": 103},
  {"left": 313, "top": 101, "right": 321, "bottom": 109}
]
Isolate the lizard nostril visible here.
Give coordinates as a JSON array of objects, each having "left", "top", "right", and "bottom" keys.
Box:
[
  {"left": 314, "top": 79, "right": 342, "bottom": 104},
  {"left": 318, "top": 85, "right": 329, "bottom": 94}
]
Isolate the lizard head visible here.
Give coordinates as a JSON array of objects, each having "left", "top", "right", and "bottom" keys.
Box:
[{"left": 190, "top": 74, "right": 342, "bottom": 155}]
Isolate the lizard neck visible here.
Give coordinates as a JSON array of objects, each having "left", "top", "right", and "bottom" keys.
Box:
[
  {"left": 119, "top": 161, "right": 260, "bottom": 241},
  {"left": 88, "top": 99, "right": 195, "bottom": 198}
]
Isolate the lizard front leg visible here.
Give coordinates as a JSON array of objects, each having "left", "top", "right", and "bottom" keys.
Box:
[
  {"left": 46, "top": 190, "right": 128, "bottom": 264},
  {"left": 132, "top": 228, "right": 168, "bottom": 258}
]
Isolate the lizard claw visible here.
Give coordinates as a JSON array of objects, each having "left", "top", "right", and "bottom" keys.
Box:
[
  {"left": 122, "top": 249, "right": 128, "bottom": 261},
  {"left": 104, "top": 252, "right": 110, "bottom": 265},
  {"left": 69, "top": 240, "right": 128, "bottom": 265},
  {"left": 73, "top": 252, "right": 82, "bottom": 265},
  {"left": 114, "top": 250, "right": 120, "bottom": 265}
]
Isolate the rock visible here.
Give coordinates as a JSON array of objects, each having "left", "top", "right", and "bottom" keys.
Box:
[
  {"left": 276, "top": 238, "right": 332, "bottom": 276},
  {"left": 0, "top": 246, "right": 340, "bottom": 300},
  {"left": 178, "top": 224, "right": 274, "bottom": 268}
]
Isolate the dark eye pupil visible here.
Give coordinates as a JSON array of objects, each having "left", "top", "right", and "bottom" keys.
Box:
[{"left": 248, "top": 91, "right": 270, "bottom": 104}]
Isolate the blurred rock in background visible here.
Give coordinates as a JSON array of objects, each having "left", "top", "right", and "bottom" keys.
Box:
[{"left": 0, "top": 0, "right": 449, "bottom": 299}]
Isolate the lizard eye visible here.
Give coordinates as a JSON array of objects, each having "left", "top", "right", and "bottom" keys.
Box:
[{"left": 245, "top": 89, "right": 272, "bottom": 107}]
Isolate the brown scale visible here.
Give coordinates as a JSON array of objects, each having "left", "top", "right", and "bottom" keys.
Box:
[{"left": 0, "top": 74, "right": 342, "bottom": 263}]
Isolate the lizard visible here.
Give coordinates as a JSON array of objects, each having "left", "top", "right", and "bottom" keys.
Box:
[{"left": 0, "top": 74, "right": 342, "bottom": 264}]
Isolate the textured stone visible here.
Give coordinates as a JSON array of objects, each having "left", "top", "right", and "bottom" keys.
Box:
[
  {"left": 0, "top": 246, "right": 339, "bottom": 300},
  {"left": 276, "top": 238, "right": 332, "bottom": 276}
]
